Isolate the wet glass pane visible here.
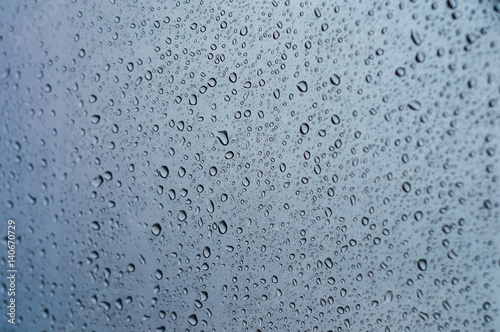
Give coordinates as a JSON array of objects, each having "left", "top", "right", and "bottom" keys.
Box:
[{"left": 0, "top": 0, "right": 499, "bottom": 331}]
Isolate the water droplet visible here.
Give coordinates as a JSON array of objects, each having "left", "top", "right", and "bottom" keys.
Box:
[
  {"left": 203, "top": 246, "right": 211, "bottom": 258},
  {"left": 216, "top": 131, "right": 229, "bottom": 146},
  {"left": 155, "top": 269, "right": 163, "bottom": 280},
  {"left": 159, "top": 166, "right": 169, "bottom": 178},
  {"left": 297, "top": 81, "right": 308, "bottom": 92},
  {"left": 331, "top": 114, "right": 341, "bottom": 125},
  {"left": 408, "top": 100, "right": 422, "bottom": 111},
  {"left": 218, "top": 220, "right": 227, "bottom": 234},
  {"left": 178, "top": 210, "right": 187, "bottom": 221},
  {"left": 300, "top": 123, "right": 310, "bottom": 135},
  {"left": 314, "top": 7, "right": 322, "bottom": 18},
  {"left": 330, "top": 74, "right": 341, "bottom": 86},
  {"left": 188, "top": 314, "right": 198, "bottom": 326},
  {"left": 189, "top": 94, "right": 197, "bottom": 105},
  {"left": 411, "top": 30, "right": 423, "bottom": 46},
  {"left": 417, "top": 259, "right": 427, "bottom": 271},
  {"left": 151, "top": 223, "right": 162, "bottom": 236},
  {"left": 395, "top": 67, "right": 406, "bottom": 77}
]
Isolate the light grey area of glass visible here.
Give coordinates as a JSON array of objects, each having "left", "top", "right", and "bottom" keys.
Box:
[{"left": 0, "top": 0, "right": 499, "bottom": 331}]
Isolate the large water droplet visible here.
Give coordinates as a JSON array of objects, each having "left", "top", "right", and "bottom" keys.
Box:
[
  {"left": 297, "top": 81, "right": 308, "bottom": 92},
  {"left": 151, "top": 223, "right": 162, "bottom": 236}
]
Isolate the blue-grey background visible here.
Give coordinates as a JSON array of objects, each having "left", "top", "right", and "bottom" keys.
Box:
[{"left": 0, "top": 0, "right": 499, "bottom": 331}]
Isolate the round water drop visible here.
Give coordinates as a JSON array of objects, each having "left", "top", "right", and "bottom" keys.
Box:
[
  {"left": 229, "top": 72, "right": 237, "bottom": 83},
  {"left": 331, "top": 114, "right": 340, "bottom": 125},
  {"left": 203, "top": 246, "right": 211, "bottom": 258},
  {"left": 417, "top": 259, "right": 427, "bottom": 271},
  {"left": 218, "top": 220, "right": 228, "bottom": 234},
  {"left": 300, "top": 123, "right": 310, "bottom": 135},
  {"left": 159, "top": 166, "right": 169, "bottom": 178},
  {"left": 151, "top": 223, "right": 162, "bottom": 236},
  {"left": 415, "top": 51, "right": 426, "bottom": 63},
  {"left": 414, "top": 211, "right": 423, "bottom": 221},
  {"left": 395, "top": 67, "right": 406, "bottom": 77},
  {"left": 330, "top": 74, "right": 341, "bottom": 86},
  {"left": 178, "top": 210, "right": 187, "bottom": 221}
]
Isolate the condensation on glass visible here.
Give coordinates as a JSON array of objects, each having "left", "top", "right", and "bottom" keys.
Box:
[{"left": 0, "top": 0, "right": 499, "bottom": 331}]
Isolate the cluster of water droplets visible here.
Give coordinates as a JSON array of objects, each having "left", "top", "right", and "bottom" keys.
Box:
[{"left": 0, "top": 0, "right": 499, "bottom": 331}]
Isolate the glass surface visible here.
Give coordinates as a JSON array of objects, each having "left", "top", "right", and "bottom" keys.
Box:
[{"left": 0, "top": 0, "right": 499, "bottom": 331}]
